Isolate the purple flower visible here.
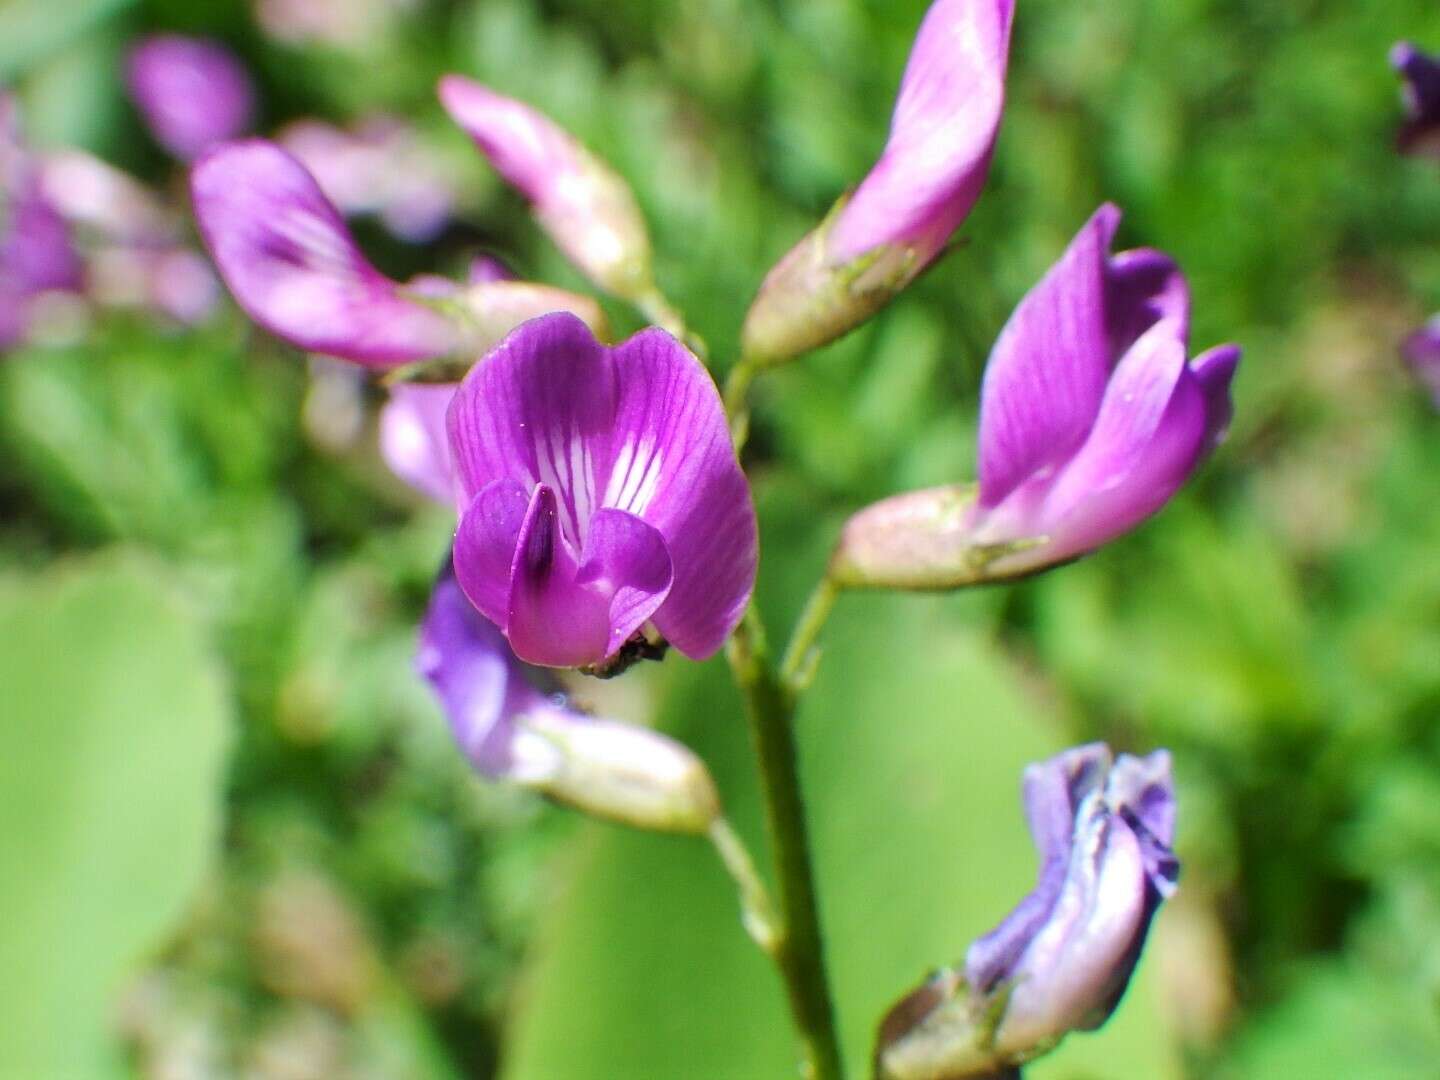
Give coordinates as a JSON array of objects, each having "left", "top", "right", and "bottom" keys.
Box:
[
  {"left": 833, "top": 205, "right": 1240, "bottom": 588},
  {"left": 419, "top": 567, "right": 720, "bottom": 832},
  {"left": 1393, "top": 42, "right": 1440, "bottom": 157},
  {"left": 742, "top": 0, "right": 1014, "bottom": 364},
  {"left": 380, "top": 382, "right": 458, "bottom": 503},
  {"left": 438, "top": 75, "right": 656, "bottom": 301},
  {"left": 447, "top": 312, "right": 757, "bottom": 669},
  {"left": 876, "top": 744, "right": 1178, "bottom": 1079},
  {"left": 1, "top": 95, "right": 83, "bottom": 349},
  {"left": 191, "top": 139, "right": 460, "bottom": 366},
  {"left": 1403, "top": 319, "right": 1440, "bottom": 407},
  {"left": 126, "top": 35, "right": 255, "bottom": 161},
  {"left": 278, "top": 116, "right": 454, "bottom": 242}
]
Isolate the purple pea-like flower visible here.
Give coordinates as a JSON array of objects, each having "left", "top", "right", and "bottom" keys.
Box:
[
  {"left": 126, "top": 35, "right": 256, "bottom": 162},
  {"left": 447, "top": 312, "right": 757, "bottom": 669},
  {"left": 1393, "top": 41, "right": 1440, "bottom": 157},
  {"left": 834, "top": 204, "right": 1240, "bottom": 588},
  {"left": 420, "top": 566, "right": 720, "bottom": 832},
  {"left": 742, "top": 0, "right": 1014, "bottom": 363},
  {"left": 876, "top": 744, "right": 1178, "bottom": 1079},
  {"left": 438, "top": 75, "right": 656, "bottom": 301},
  {"left": 191, "top": 139, "right": 460, "bottom": 366},
  {"left": 1403, "top": 319, "right": 1440, "bottom": 407}
]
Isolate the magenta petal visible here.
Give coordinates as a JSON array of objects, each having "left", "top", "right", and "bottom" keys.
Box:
[
  {"left": 828, "top": 0, "right": 1014, "bottom": 265},
  {"left": 1106, "top": 247, "right": 1190, "bottom": 353},
  {"left": 379, "top": 383, "right": 458, "bottom": 502},
  {"left": 607, "top": 328, "right": 757, "bottom": 659},
  {"left": 127, "top": 35, "right": 255, "bottom": 161},
  {"left": 453, "top": 478, "right": 533, "bottom": 628},
  {"left": 190, "top": 140, "right": 458, "bottom": 366},
  {"left": 1191, "top": 343, "right": 1241, "bottom": 451},
  {"left": 578, "top": 508, "right": 674, "bottom": 658},
  {"left": 977, "top": 205, "right": 1122, "bottom": 507}
]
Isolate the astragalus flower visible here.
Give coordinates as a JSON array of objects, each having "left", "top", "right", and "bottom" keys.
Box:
[
  {"left": 742, "top": 0, "right": 1014, "bottom": 364},
  {"left": 833, "top": 204, "right": 1240, "bottom": 588},
  {"left": 126, "top": 35, "right": 255, "bottom": 161},
  {"left": 876, "top": 744, "right": 1178, "bottom": 1079},
  {"left": 447, "top": 312, "right": 757, "bottom": 670},
  {"left": 1393, "top": 41, "right": 1440, "bottom": 157},
  {"left": 420, "top": 567, "right": 720, "bottom": 833},
  {"left": 438, "top": 75, "right": 658, "bottom": 304}
]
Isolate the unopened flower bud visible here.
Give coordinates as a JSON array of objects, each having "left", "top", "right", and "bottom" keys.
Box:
[
  {"left": 742, "top": 0, "right": 1013, "bottom": 364},
  {"left": 126, "top": 35, "right": 255, "bottom": 162},
  {"left": 876, "top": 744, "right": 1178, "bottom": 1079},
  {"left": 438, "top": 75, "right": 657, "bottom": 302}
]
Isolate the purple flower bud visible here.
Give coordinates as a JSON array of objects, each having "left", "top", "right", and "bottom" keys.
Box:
[
  {"left": 191, "top": 139, "right": 460, "bottom": 366},
  {"left": 876, "top": 744, "right": 1178, "bottom": 1079},
  {"left": 1403, "top": 319, "right": 1440, "bottom": 407},
  {"left": 419, "top": 567, "right": 721, "bottom": 832},
  {"left": 742, "top": 0, "right": 1014, "bottom": 364},
  {"left": 380, "top": 382, "right": 459, "bottom": 503},
  {"left": 447, "top": 312, "right": 757, "bottom": 669},
  {"left": 1, "top": 94, "right": 83, "bottom": 350},
  {"left": 833, "top": 205, "right": 1240, "bottom": 589},
  {"left": 1393, "top": 42, "right": 1440, "bottom": 157},
  {"left": 278, "top": 115, "right": 455, "bottom": 242},
  {"left": 126, "top": 36, "right": 255, "bottom": 162},
  {"left": 438, "top": 75, "right": 656, "bottom": 301}
]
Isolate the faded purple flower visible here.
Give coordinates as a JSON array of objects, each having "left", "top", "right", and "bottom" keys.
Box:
[
  {"left": 833, "top": 204, "right": 1240, "bottom": 588},
  {"left": 438, "top": 75, "right": 656, "bottom": 301},
  {"left": 40, "top": 150, "right": 178, "bottom": 246},
  {"left": 191, "top": 139, "right": 459, "bottom": 365},
  {"left": 1403, "top": 318, "right": 1440, "bottom": 407},
  {"left": 380, "top": 382, "right": 458, "bottom": 503},
  {"left": 742, "top": 0, "right": 1015, "bottom": 364},
  {"left": 1393, "top": 41, "right": 1440, "bottom": 157},
  {"left": 876, "top": 744, "right": 1178, "bottom": 1079},
  {"left": 447, "top": 312, "right": 757, "bottom": 669},
  {"left": 279, "top": 116, "right": 454, "bottom": 242},
  {"left": 419, "top": 566, "right": 720, "bottom": 832},
  {"left": 88, "top": 245, "right": 220, "bottom": 325},
  {"left": 126, "top": 35, "right": 255, "bottom": 161}
]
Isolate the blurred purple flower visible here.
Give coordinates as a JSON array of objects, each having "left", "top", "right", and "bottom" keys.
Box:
[
  {"left": 1403, "top": 319, "right": 1440, "bottom": 407},
  {"left": 742, "top": 0, "right": 1014, "bottom": 363},
  {"left": 1, "top": 94, "right": 83, "bottom": 349},
  {"left": 1393, "top": 41, "right": 1440, "bottom": 157},
  {"left": 447, "top": 312, "right": 757, "bottom": 669},
  {"left": 191, "top": 139, "right": 460, "bottom": 365},
  {"left": 438, "top": 75, "right": 656, "bottom": 301},
  {"left": 419, "top": 566, "right": 719, "bottom": 831},
  {"left": 834, "top": 204, "right": 1240, "bottom": 588},
  {"left": 877, "top": 744, "right": 1178, "bottom": 1079},
  {"left": 279, "top": 116, "right": 455, "bottom": 242},
  {"left": 380, "top": 382, "right": 458, "bottom": 503},
  {"left": 126, "top": 35, "right": 256, "bottom": 161}
]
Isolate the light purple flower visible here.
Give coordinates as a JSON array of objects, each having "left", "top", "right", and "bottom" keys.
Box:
[
  {"left": 88, "top": 245, "right": 220, "bottom": 325},
  {"left": 742, "top": 0, "right": 1014, "bottom": 364},
  {"left": 419, "top": 566, "right": 720, "bottom": 832},
  {"left": 126, "top": 35, "right": 255, "bottom": 162},
  {"left": 278, "top": 116, "right": 454, "bottom": 242},
  {"left": 1393, "top": 42, "right": 1440, "bottom": 157},
  {"left": 876, "top": 744, "right": 1178, "bottom": 1079},
  {"left": 438, "top": 75, "right": 656, "bottom": 301},
  {"left": 447, "top": 312, "right": 757, "bottom": 669},
  {"left": 380, "top": 382, "right": 458, "bottom": 503},
  {"left": 1403, "top": 318, "right": 1440, "bottom": 407},
  {"left": 39, "top": 150, "right": 178, "bottom": 246},
  {"left": 833, "top": 205, "right": 1240, "bottom": 588},
  {"left": 191, "top": 139, "right": 460, "bottom": 366}
]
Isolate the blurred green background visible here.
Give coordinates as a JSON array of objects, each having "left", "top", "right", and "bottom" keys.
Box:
[{"left": 3, "top": 0, "right": 1440, "bottom": 1076}]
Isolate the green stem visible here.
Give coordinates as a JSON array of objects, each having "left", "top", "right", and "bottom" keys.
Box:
[
  {"left": 723, "top": 359, "right": 758, "bottom": 452},
  {"left": 728, "top": 608, "right": 845, "bottom": 1080},
  {"left": 778, "top": 576, "right": 840, "bottom": 693},
  {"left": 709, "top": 817, "right": 782, "bottom": 956}
]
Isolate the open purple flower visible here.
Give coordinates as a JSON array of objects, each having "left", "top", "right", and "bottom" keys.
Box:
[
  {"left": 191, "top": 139, "right": 460, "bottom": 365},
  {"left": 876, "top": 744, "right": 1178, "bottom": 1079},
  {"left": 447, "top": 312, "right": 757, "bottom": 669},
  {"left": 1393, "top": 42, "right": 1440, "bottom": 157},
  {"left": 420, "top": 566, "right": 720, "bottom": 832},
  {"left": 438, "top": 75, "right": 656, "bottom": 302},
  {"left": 742, "top": 0, "right": 1015, "bottom": 364},
  {"left": 126, "top": 35, "right": 255, "bottom": 161},
  {"left": 834, "top": 204, "right": 1240, "bottom": 588},
  {"left": 1403, "top": 319, "right": 1440, "bottom": 408}
]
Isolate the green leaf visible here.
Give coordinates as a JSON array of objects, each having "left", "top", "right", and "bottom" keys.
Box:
[
  {"left": 500, "top": 594, "right": 1177, "bottom": 1078},
  {"left": 0, "top": 555, "right": 233, "bottom": 1077}
]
